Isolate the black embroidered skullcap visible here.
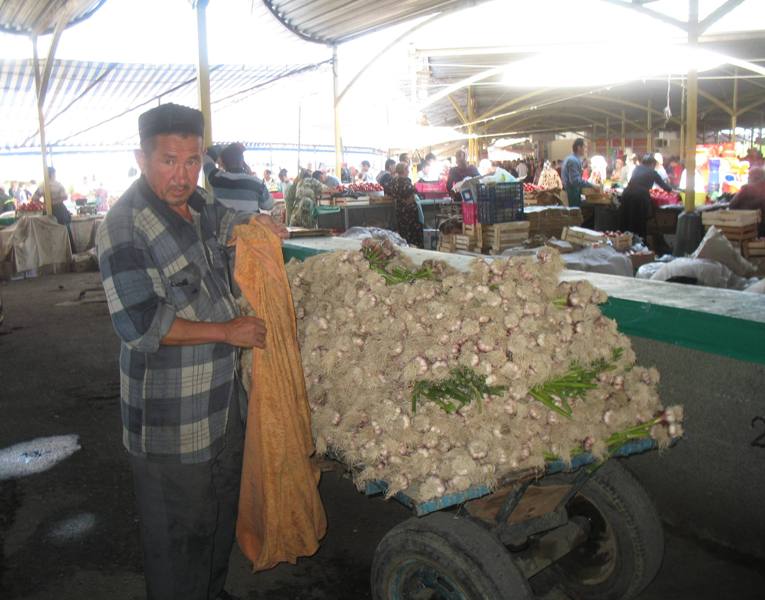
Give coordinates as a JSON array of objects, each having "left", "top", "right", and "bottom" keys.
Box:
[{"left": 138, "top": 103, "right": 204, "bottom": 142}]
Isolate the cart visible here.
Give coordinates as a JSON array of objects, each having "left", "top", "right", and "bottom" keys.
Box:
[{"left": 359, "top": 438, "right": 664, "bottom": 600}]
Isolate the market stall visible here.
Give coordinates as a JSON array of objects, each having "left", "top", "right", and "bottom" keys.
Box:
[{"left": 0, "top": 215, "right": 72, "bottom": 277}]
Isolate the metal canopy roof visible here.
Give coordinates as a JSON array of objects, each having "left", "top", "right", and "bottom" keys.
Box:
[
  {"left": 417, "top": 31, "right": 765, "bottom": 144},
  {"left": 0, "top": 0, "right": 106, "bottom": 35},
  {"left": 0, "top": 59, "right": 327, "bottom": 150},
  {"left": 262, "top": 0, "right": 483, "bottom": 44}
]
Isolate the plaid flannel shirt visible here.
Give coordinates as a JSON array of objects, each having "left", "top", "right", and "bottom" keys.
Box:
[{"left": 97, "top": 176, "right": 249, "bottom": 463}]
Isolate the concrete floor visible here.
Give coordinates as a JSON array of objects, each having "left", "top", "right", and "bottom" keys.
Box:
[{"left": 1, "top": 271, "right": 763, "bottom": 600}]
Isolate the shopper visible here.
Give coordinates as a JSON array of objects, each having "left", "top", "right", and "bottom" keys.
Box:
[
  {"left": 388, "top": 162, "right": 423, "bottom": 247},
  {"left": 376, "top": 158, "right": 396, "bottom": 190},
  {"left": 314, "top": 170, "right": 340, "bottom": 189},
  {"left": 561, "top": 138, "right": 597, "bottom": 207},
  {"left": 204, "top": 143, "right": 273, "bottom": 211},
  {"left": 654, "top": 152, "right": 669, "bottom": 184},
  {"left": 446, "top": 149, "right": 480, "bottom": 200},
  {"left": 278, "top": 168, "right": 291, "bottom": 193},
  {"left": 730, "top": 166, "right": 765, "bottom": 236},
  {"left": 96, "top": 103, "right": 287, "bottom": 600},
  {"left": 618, "top": 153, "right": 673, "bottom": 240}
]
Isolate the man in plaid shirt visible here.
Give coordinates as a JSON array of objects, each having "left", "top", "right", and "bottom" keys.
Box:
[{"left": 97, "top": 103, "right": 286, "bottom": 600}]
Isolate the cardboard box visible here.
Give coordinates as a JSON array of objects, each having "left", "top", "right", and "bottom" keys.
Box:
[{"left": 629, "top": 252, "right": 656, "bottom": 271}]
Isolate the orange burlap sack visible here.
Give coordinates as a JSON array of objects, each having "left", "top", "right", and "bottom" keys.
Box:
[{"left": 233, "top": 222, "right": 326, "bottom": 571}]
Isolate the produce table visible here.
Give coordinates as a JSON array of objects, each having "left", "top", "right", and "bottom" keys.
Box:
[{"left": 317, "top": 202, "right": 395, "bottom": 231}]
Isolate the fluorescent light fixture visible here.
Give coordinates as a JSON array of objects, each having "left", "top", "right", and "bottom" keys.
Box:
[{"left": 501, "top": 44, "right": 724, "bottom": 88}]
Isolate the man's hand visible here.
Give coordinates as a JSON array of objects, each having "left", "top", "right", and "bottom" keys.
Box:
[
  {"left": 251, "top": 214, "right": 289, "bottom": 240},
  {"left": 224, "top": 316, "right": 267, "bottom": 348}
]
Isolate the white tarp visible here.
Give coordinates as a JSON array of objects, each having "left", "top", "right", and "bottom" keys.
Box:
[
  {"left": 69, "top": 216, "right": 103, "bottom": 254},
  {"left": 0, "top": 216, "right": 72, "bottom": 272}
]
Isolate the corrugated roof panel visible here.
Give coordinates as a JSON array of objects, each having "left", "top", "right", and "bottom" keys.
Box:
[
  {"left": 0, "top": 59, "right": 326, "bottom": 150},
  {"left": 0, "top": 0, "right": 106, "bottom": 35},
  {"left": 263, "top": 0, "right": 485, "bottom": 44}
]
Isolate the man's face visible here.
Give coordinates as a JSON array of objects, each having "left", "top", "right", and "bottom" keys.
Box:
[{"left": 135, "top": 134, "right": 202, "bottom": 206}]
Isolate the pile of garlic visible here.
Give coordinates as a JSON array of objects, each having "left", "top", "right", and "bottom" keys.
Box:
[{"left": 241, "top": 246, "right": 682, "bottom": 501}]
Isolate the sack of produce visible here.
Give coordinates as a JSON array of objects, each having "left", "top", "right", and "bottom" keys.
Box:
[
  {"left": 241, "top": 239, "right": 682, "bottom": 501},
  {"left": 692, "top": 225, "right": 756, "bottom": 277}
]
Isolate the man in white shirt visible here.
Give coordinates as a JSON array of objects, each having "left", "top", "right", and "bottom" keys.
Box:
[{"left": 516, "top": 160, "right": 528, "bottom": 181}]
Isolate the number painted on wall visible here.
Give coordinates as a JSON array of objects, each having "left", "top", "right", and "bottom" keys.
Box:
[{"left": 751, "top": 417, "right": 765, "bottom": 448}]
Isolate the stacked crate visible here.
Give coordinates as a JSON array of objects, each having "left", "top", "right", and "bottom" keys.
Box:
[
  {"left": 482, "top": 222, "right": 531, "bottom": 254},
  {"left": 701, "top": 210, "right": 760, "bottom": 244},
  {"left": 743, "top": 239, "right": 765, "bottom": 259}
]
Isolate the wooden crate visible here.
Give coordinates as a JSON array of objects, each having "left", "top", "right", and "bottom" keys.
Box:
[
  {"left": 606, "top": 232, "right": 632, "bottom": 251},
  {"left": 582, "top": 188, "right": 612, "bottom": 205},
  {"left": 701, "top": 209, "right": 761, "bottom": 228},
  {"left": 482, "top": 222, "right": 530, "bottom": 253},
  {"left": 743, "top": 238, "right": 765, "bottom": 258},
  {"left": 562, "top": 226, "right": 607, "bottom": 246},
  {"left": 437, "top": 233, "right": 456, "bottom": 253},
  {"left": 454, "top": 234, "right": 477, "bottom": 252},
  {"left": 717, "top": 224, "right": 758, "bottom": 242},
  {"left": 463, "top": 223, "right": 482, "bottom": 238}
]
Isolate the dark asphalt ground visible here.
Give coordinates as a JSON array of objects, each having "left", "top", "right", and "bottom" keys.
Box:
[{"left": 1, "top": 271, "right": 764, "bottom": 599}]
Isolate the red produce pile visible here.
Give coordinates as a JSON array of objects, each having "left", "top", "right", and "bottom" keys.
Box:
[
  {"left": 649, "top": 189, "right": 681, "bottom": 207},
  {"left": 335, "top": 182, "right": 384, "bottom": 193},
  {"left": 17, "top": 200, "right": 45, "bottom": 213}
]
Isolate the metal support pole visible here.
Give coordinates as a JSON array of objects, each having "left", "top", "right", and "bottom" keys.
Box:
[
  {"left": 333, "top": 45, "right": 343, "bottom": 180},
  {"left": 731, "top": 67, "right": 738, "bottom": 141},
  {"left": 606, "top": 116, "right": 610, "bottom": 160},
  {"left": 467, "top": 86, "right": 476, "bottom": 164},
  {"left": 31, "top": 35, "right": 52, "bottom": 216},
  {"left": 621, "top": 110, "right": 626, "bottom": 155},
  {"left": 685, "top": 0, "right": 699, "bottom": 213},
  {"left": 680, "top": 83, "right": 686, "bottom": 157},
  {"left": 646, "top": 99, "right": 653, "bottom": 154},
  {"left": 196, "top": 0, "right": 212, "bottom": 153},
  {"left": 297, "top": 103, "right": 302, "bottom": 174}
]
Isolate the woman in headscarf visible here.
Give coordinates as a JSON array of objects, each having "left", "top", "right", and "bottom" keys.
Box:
[
  {"left": 387, "top": 162, "right": 423, "bottom": 247},
  {"left": 618, "top": 154, "right": 673, "bottom": 240}
]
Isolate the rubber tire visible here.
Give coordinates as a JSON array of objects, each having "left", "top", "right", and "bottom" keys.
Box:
[
  {"left": 371, "top": 512, "right": 532, "bottom": 600},
  {"left": 550, "top": 459, "right": 664, "bottom": 600}
]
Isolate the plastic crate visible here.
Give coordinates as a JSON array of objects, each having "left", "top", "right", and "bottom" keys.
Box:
[
  {"left": 475, "top": 182, "right": 524, "bottom": 224},
  {"left": 461, "top": 201, "right": 478, "bottom": 225},
  {"left": 415, "top": 180, "right": 448, "bottom": 199}
]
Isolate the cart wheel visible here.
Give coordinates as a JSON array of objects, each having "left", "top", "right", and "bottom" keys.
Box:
[
  {"left": 550, "top": 459, "right": 664, "bottom": 600},
  {"left": 371, "top": 512, "right": 532, "bottom": 600}
]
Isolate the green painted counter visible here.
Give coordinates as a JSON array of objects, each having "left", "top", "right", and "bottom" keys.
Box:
[{"left": 282, "top": 238, "right": 765, "bottom": 365}]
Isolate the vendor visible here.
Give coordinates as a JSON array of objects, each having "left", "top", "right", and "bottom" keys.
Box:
[
  {"left": 561, "top": 138, "right": 597, "bottom": 207},
  {"left": 730, "top": 166, "right": 765, "bottom": 236},
  {"left": 618, "top": 153, "right": 673, "bottom": 240},
  {"left": 31, "top": 167, "right": 70, "bottom": 225},
  {"left": 446, "top": 150, "right": 480, "bottom": 201}
]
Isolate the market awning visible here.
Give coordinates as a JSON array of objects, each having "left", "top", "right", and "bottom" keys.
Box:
[
  {"left": 262, "top": 0, "right": 486, "bottom": 45},
  {"left": 0, "top": 0, "right": 106, "bottom": 35},
  {"left": 415, "top": 29, "right": 765, "bottom": 141},
  {"left": 0, "top": 58, "right": 329, "bottom": 150}
]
